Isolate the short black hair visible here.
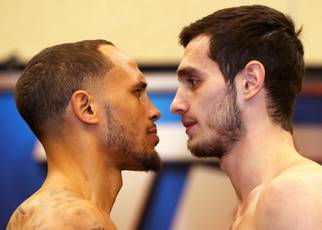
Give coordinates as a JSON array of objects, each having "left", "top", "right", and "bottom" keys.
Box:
[
  {"left": 15, "top": 39, "right": 114, "bottom": 138},
  {"left": 179, "top": 5, "right": 304, "bottom": 133}
]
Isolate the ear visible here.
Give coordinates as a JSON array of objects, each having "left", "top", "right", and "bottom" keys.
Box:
[
  {"left": 242, "top": 60, "right": 265, "bottom": 100},
  {"left": 70, "top": 90, "right": 98, "bottom": 124}
]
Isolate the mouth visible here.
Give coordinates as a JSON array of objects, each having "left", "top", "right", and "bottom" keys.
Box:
[
  {"left": 147, "top": 125, "right": 159, "bottom": 145},
  {"left": 182, "top": 118, "right": 197, "bottom": 135},
  {"left": 147, "top": 125, "right": 158, "bottom": 134}
]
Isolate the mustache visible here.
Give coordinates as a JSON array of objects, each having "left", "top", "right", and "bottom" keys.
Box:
[{"left": 147, "top": 124, "right": 158, "bottom": 134}]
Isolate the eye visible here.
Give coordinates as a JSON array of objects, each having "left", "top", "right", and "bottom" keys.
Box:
[
  {"left": 186, "top": 78, "right": 199, "bottom": 89},
  {"left": 133, "top": 88, "right": 143, "bottom": 97}
]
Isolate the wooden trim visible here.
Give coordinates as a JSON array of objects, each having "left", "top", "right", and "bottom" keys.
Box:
[
  {"left": 300, "top": 82, "right": 322, "bottom": 96},
  {"left": 0, "top": 69, "right": 321, "bottom": 95}
]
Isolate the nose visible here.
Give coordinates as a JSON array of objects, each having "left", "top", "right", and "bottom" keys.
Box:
[{"left": 170, "top": 88, "right": 189, "bottom": 115}]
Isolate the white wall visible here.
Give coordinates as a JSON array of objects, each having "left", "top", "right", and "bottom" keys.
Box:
[{"left": 0, "top": 0, "right": 321, "bottom": 65}]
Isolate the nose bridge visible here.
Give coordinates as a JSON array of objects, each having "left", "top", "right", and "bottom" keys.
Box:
[{"left": 170, "top": 86, "right": 189, "bottom": 114}]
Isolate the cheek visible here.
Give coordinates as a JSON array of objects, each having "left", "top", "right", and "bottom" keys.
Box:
[
  {"left": 112, "top": 99, "right": 148, "bottom": 129},
  {"left": 193, "top": 92, "right": 216, "bottom": 115},
  {"left": 193, "top": 90, "right": 227, "bottom": 125},
  {"left": 128, "top": 109, "right": 147, "bottom": 130}
]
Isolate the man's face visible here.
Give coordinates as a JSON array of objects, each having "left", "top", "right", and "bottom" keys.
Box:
[
  {"left": 96, "top": 45, "right": 161, "bottom": 171},
  {"left": 170, "top": 35, "right": 245, "bottom": 158}
]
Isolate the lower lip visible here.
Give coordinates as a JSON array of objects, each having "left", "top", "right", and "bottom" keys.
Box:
[
  {"left": 185, "top": 124, "right": 196, "bottom": 135},
  {"left": 149, "top": 133, "right": 159, "bottom": 143}
]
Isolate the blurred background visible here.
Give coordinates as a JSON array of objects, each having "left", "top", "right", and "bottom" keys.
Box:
[{"left": 0, "top": 0, "right": 321, "bottom": 229}]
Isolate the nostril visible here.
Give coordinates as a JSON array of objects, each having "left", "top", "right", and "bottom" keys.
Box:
[
  {"left": 153, "top": 110, "right": 161, "bottom": 121},
  {"left": 151, "top": 114, "right": 159, "bottom": 121},
  {"left": 149, "top": 106, "right": 161, "bottom": 121}
]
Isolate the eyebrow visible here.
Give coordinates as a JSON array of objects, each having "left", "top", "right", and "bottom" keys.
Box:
[
  {"left": 176, "top": 66, "right": 206, "bottom": 79},
  {"left": 133, "top": 81, "right": 147, "bottom": 90}
]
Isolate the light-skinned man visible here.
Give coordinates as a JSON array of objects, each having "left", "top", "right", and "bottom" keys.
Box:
[{"left": 171, "top": 5, "right": 322, "bottom": 230}]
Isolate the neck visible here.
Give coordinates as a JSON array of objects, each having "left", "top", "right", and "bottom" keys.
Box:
[
  {"left": 220, "top": 122, "right": 302, "bottom": 203},
  {"left": 42, "top": 136, "right": 122, "bottom": 215}
]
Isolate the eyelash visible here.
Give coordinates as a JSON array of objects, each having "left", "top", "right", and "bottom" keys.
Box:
[
  {"left": 133, "top": 89, "right": 143, "bottom": 97},
  {"left": 186, "top": 78, "right": 199, "bottom": 89}
]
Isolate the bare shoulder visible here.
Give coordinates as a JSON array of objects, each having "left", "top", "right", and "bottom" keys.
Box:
[
  {"left": 54, "top": 198, "right": 114, "bottom": 229},
  {"left": 255, "top": 161, "right": 322, "bottom": 230},
  {"left": 7, "top": 188, "right": 115, "bottom": 230}
]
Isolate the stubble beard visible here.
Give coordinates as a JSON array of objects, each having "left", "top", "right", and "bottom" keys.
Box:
[
  {"left": 104, "top": 104, "right": 161, "bottom": 172},
  {"left": 188, "top": 86, "right": 245, "bottom": 159}
]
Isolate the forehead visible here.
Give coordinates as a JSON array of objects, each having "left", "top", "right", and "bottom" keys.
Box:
[
  {"left": 99, "top": 45, "right": 145, "bottom": 84},
  {"left": 179, "top": 35, "right": 211, "bottom": 66},
  {"left": 178, "top": 35, "right": 223, "bottom": 79}
]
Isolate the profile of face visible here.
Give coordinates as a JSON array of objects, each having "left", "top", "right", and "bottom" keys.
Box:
[
  {"left": 170, "top": 35, "right": 245, "bottom": 158},
  {"left": 95, "top": 45, "right": 162, "bottom": 172}
]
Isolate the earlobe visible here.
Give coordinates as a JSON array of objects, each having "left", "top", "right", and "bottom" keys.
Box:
[
  {"left": 243, "top": 61, "right": 265, "bottom": 100},
  {"left": 70, "top": 90, "right": 98, "bottom": 124}
]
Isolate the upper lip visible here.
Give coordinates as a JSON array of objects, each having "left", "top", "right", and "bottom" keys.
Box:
[
  {"left": 147, "top": 125, "right": 158, "bottom": 134},
  {"left": 182, "top": 118, "right": 197, "bottom": 128}
]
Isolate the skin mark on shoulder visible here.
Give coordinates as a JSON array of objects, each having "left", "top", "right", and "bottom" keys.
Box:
[
  {"left": 49, "top": 188, "right": 80, "bottom": 210},
  {"left": 17, "top": 189, "right": 110, "bottom": 230},
  {"left": 18, "top": 206, "right": 27, "bottom": 215},
  {"left": 31, "top": 216, "right": 48, "bottom": 229},
  {"left": 6, "top": 205, "right": 28, "bottom": 230},
  {"left": 61, "top": 218, "right": 108, "bottom": 230},
  {"left": 12, "top": 205, "right": 28, "bottom": 222},
  {"left": 74, "top": 208, "right": 87, "bottom": 217}
]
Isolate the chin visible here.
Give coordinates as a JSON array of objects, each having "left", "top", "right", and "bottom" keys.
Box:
[
  {"left": 120, "top": 150, "right": 162, "bottom": 172},
  {"left": 188, "top": 138, "right": 225, "bottom": 158},
  {"left": 121, "top": 162, "right": 162, "bottom": 172}
]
